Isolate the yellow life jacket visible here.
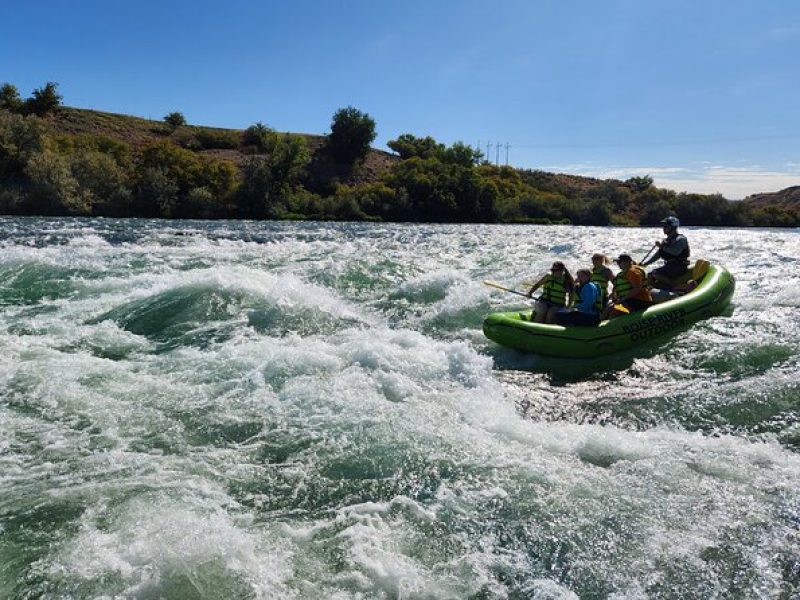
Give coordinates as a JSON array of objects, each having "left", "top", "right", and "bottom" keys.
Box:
[
  {"left": 591, "top": 266, "right": 611, "bottom": 310},
  {"left": 613, "top": 265, "right": 646, "bottom": 299},
  {"left": 541, "top": 274, "right": 569, "bottom": 306}
]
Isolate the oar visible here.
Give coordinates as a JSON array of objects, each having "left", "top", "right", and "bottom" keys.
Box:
[
  {"left": 639, "top": 243, "right": 658, "bottom": 264},
  {"left": 483, "top": 280, "right": 530, "bottom": 298}
]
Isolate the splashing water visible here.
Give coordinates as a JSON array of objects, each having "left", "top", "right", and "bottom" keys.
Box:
[{"left": 0, "top": 218, "right": 798, "bottom": 599}]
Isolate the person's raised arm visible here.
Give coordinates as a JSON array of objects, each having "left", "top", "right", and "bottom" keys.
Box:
[{"left": 527, "top": 275, "right": 548, "bottom": 298}]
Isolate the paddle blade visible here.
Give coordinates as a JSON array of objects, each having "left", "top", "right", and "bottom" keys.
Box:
[
  {"left": 483, "top": 280, "right": 529, "bottom": 297},
  {"left": 483, "top": 280, "right": 511, "bottom": 292}
]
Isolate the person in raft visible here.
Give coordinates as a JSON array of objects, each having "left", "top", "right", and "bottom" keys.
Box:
[
  {"left": 603, "top": 254, "right": 653, "bottom": 319},
  {"left": 650, "top": 258, "right": 708, "bottom": 302},
  {"left": 590, "top": 253, "right": 614, "bottom": 313},
  {"left": 555, "top": 269, "right": 601, "bottom": 326},
  {"left": 641, "top": 216, "right": 690, "bottom": 289},
  {"left": 526, "top": 261, "right": 575, "bottom": 324}
]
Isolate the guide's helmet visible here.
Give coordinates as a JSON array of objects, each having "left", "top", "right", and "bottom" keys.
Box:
[{"left": 661, "top": 216, "right": 680, "bottom": 229}]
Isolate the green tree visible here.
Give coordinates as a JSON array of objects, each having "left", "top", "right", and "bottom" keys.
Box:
[
  {"left": 0, "top": 111, "right": 48, "bottom": 177},
  {"left": 327, "top": 106, "right": 376, "bottom": 165},
  {"left": 587, "top": 180, "right": 631, "bottom": 212},
  {"left": 194, "top": 127, "right": 239, "bottom": 150},
  {"left": 0, "top": 185, "right": 26, "bottom": 213},
  {"left": 135, "top": 140, "right": 237, "bottom": 215},
  {"left": 638, "top": 187, "right": 677, "bottom": 224},
  {"left": 749, "top": 204, "right": 799, "bottom": 227},
  {"left": 0, "top": 83, "right": 23, "bottom": 112},
  {"left": 24, "top": 149, "right": 88, "bottom": 215},
  {"left": 203, "top": 160, "right": 238, "bottom": 200},
  {"left": 138, "top": 140, "right": 204, "bottom": 193},
  {"left": 51, "top": 133, "right": 132, "bottom": 169},
  {"left": 581, "top": 198, "right": 613, "bottom": 225},
  {"left": 70, "top": 150, "right": 132, "bottom": 214},
  {"left": 385, "top": 157, "right": 497, "bottom": 222},
  {"left": 24, "top": 82, "right": 63, "bottom": 116},
  {"left": 675, "top": 192, "right": 739, "bottom": 226},
  {"left": 163, "top": 111, "right": 187, "bottom": 131},
  {"left": 626, "top": 175, "right": 653, "bottom": 193},
  {"left": 183, "top": 186, "right": 217, "bottom": 218},
  {"left": 241, "top": 122, "right": 274, "bottom": 152},
  {"left": 135, "top": 167, "right": 179, "bottom": 217},
  {"left": 325, "top": 186, "right": 370, "bottom": 220},
  {"left": 441, "top": 141, "right": 483, "bottom": 167},
  {"left": 387, "top": 134, "right": 444, "bottom": 160},
  {"left": 238, "top": 134, "right": 310, "bottom": 217},
  {"left": 338, "top": 182, "right": 405, "bottom": 221}
]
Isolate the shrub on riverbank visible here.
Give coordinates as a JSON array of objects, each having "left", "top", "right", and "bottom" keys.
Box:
[{"left": 0, "top": 93, "right": 797, "bottom": 225}]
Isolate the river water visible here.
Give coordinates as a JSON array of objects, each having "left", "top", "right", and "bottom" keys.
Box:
[{"left": 0, "top": 218, "right": 797, "bottom": 599}]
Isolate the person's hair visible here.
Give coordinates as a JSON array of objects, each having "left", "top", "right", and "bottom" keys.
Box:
[
  {"left": 550, "top": 261, "right": 575, "bottom": 291},
  {"left": 576, "top": 268, "right": 591, "bottom": 279},
  {"left": 591, "top": 253, "right": 610, "bottom": 265}
]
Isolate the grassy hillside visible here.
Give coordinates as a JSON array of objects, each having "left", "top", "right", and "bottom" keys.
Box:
[
  {"left": 2, "top": 101, "right": 798, "bottom": 226},
  {"left": 52, "top": 106, "right": 398, "bottom": 185},
  {"left": 744, "top": 186, "right": 800, "bottom": 208},
  {"left": 49, "top": 107, "right": 634, "bottom": 197}
]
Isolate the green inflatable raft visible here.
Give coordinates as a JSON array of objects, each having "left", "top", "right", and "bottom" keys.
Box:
[{"left": 483, "top": 263, "right": 735, "bottom": 358}]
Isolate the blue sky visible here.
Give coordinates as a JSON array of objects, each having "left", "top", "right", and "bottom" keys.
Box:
[{"left": 3, "top": 0, "right": 799, "bottom": 198}]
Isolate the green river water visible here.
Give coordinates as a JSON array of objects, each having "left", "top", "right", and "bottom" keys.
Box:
[{"left": 0, "top": 218, "right": 797, "bottom": 599}]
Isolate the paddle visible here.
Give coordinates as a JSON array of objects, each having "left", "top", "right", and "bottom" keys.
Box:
[
  {"left": 483, "top": 280, "right": 530, "bottom": 298},
  {"left": 639, "top": 243, "right": 658, "bottom": 264}
]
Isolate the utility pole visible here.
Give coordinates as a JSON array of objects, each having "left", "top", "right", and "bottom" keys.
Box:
[
  {"left": 495, "top": 141, "right": 500, "bottom": 166},
  {"left": 505, "top": 142, "right": 510, "bottom": 166},
  {"left": 486, "top": 141, "right": 492, "bottom": 162}
]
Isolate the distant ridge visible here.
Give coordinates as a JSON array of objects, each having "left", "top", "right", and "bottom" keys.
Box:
[{"left": 745, "top": 186, "right": 800, "bottom": 207}]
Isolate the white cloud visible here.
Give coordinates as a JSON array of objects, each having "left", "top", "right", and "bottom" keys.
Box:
[
  {"left": 655, "top": 166, "right": 800, "bottom": 199},
  {"left": 545, "top": 163, "right": 800, "bottom": 200}
]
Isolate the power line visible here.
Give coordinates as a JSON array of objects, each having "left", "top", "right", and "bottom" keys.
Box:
[{"left": 475, "top": 140, "right": 511, "bottom": 165}]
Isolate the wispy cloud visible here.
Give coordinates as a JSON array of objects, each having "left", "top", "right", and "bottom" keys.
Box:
[
  {"left": 655, "top": 166, "right": 800, "bottom": 199},
  {"left": 769, "top": 26, "right": 800, "bottom": 40},
  {"left": 545, "top": 163, "right": 800, "bottom": 199}
]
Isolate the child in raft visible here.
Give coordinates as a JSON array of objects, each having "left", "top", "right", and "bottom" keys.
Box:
[
  {"left": 526, "top": 261, "right": 575, "bottom": 324},
  {"left": 555, "top": 268, "right": 602, "bottom": 326},
  {"left": 590, "top": 253, "right": 614, "bottom": 313},
  {"left": 603, "top": 254, "right": 653, "bottom": 319}
]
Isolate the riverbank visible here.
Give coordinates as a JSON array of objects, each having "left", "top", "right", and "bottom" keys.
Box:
[{"left": 1, "top": 105, "right": 798, "bottom": 226}]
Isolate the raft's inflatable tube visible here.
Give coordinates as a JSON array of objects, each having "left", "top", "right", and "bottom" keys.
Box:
[{"left": 483, "top": 264, "right": 735, "bottom": 358}]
